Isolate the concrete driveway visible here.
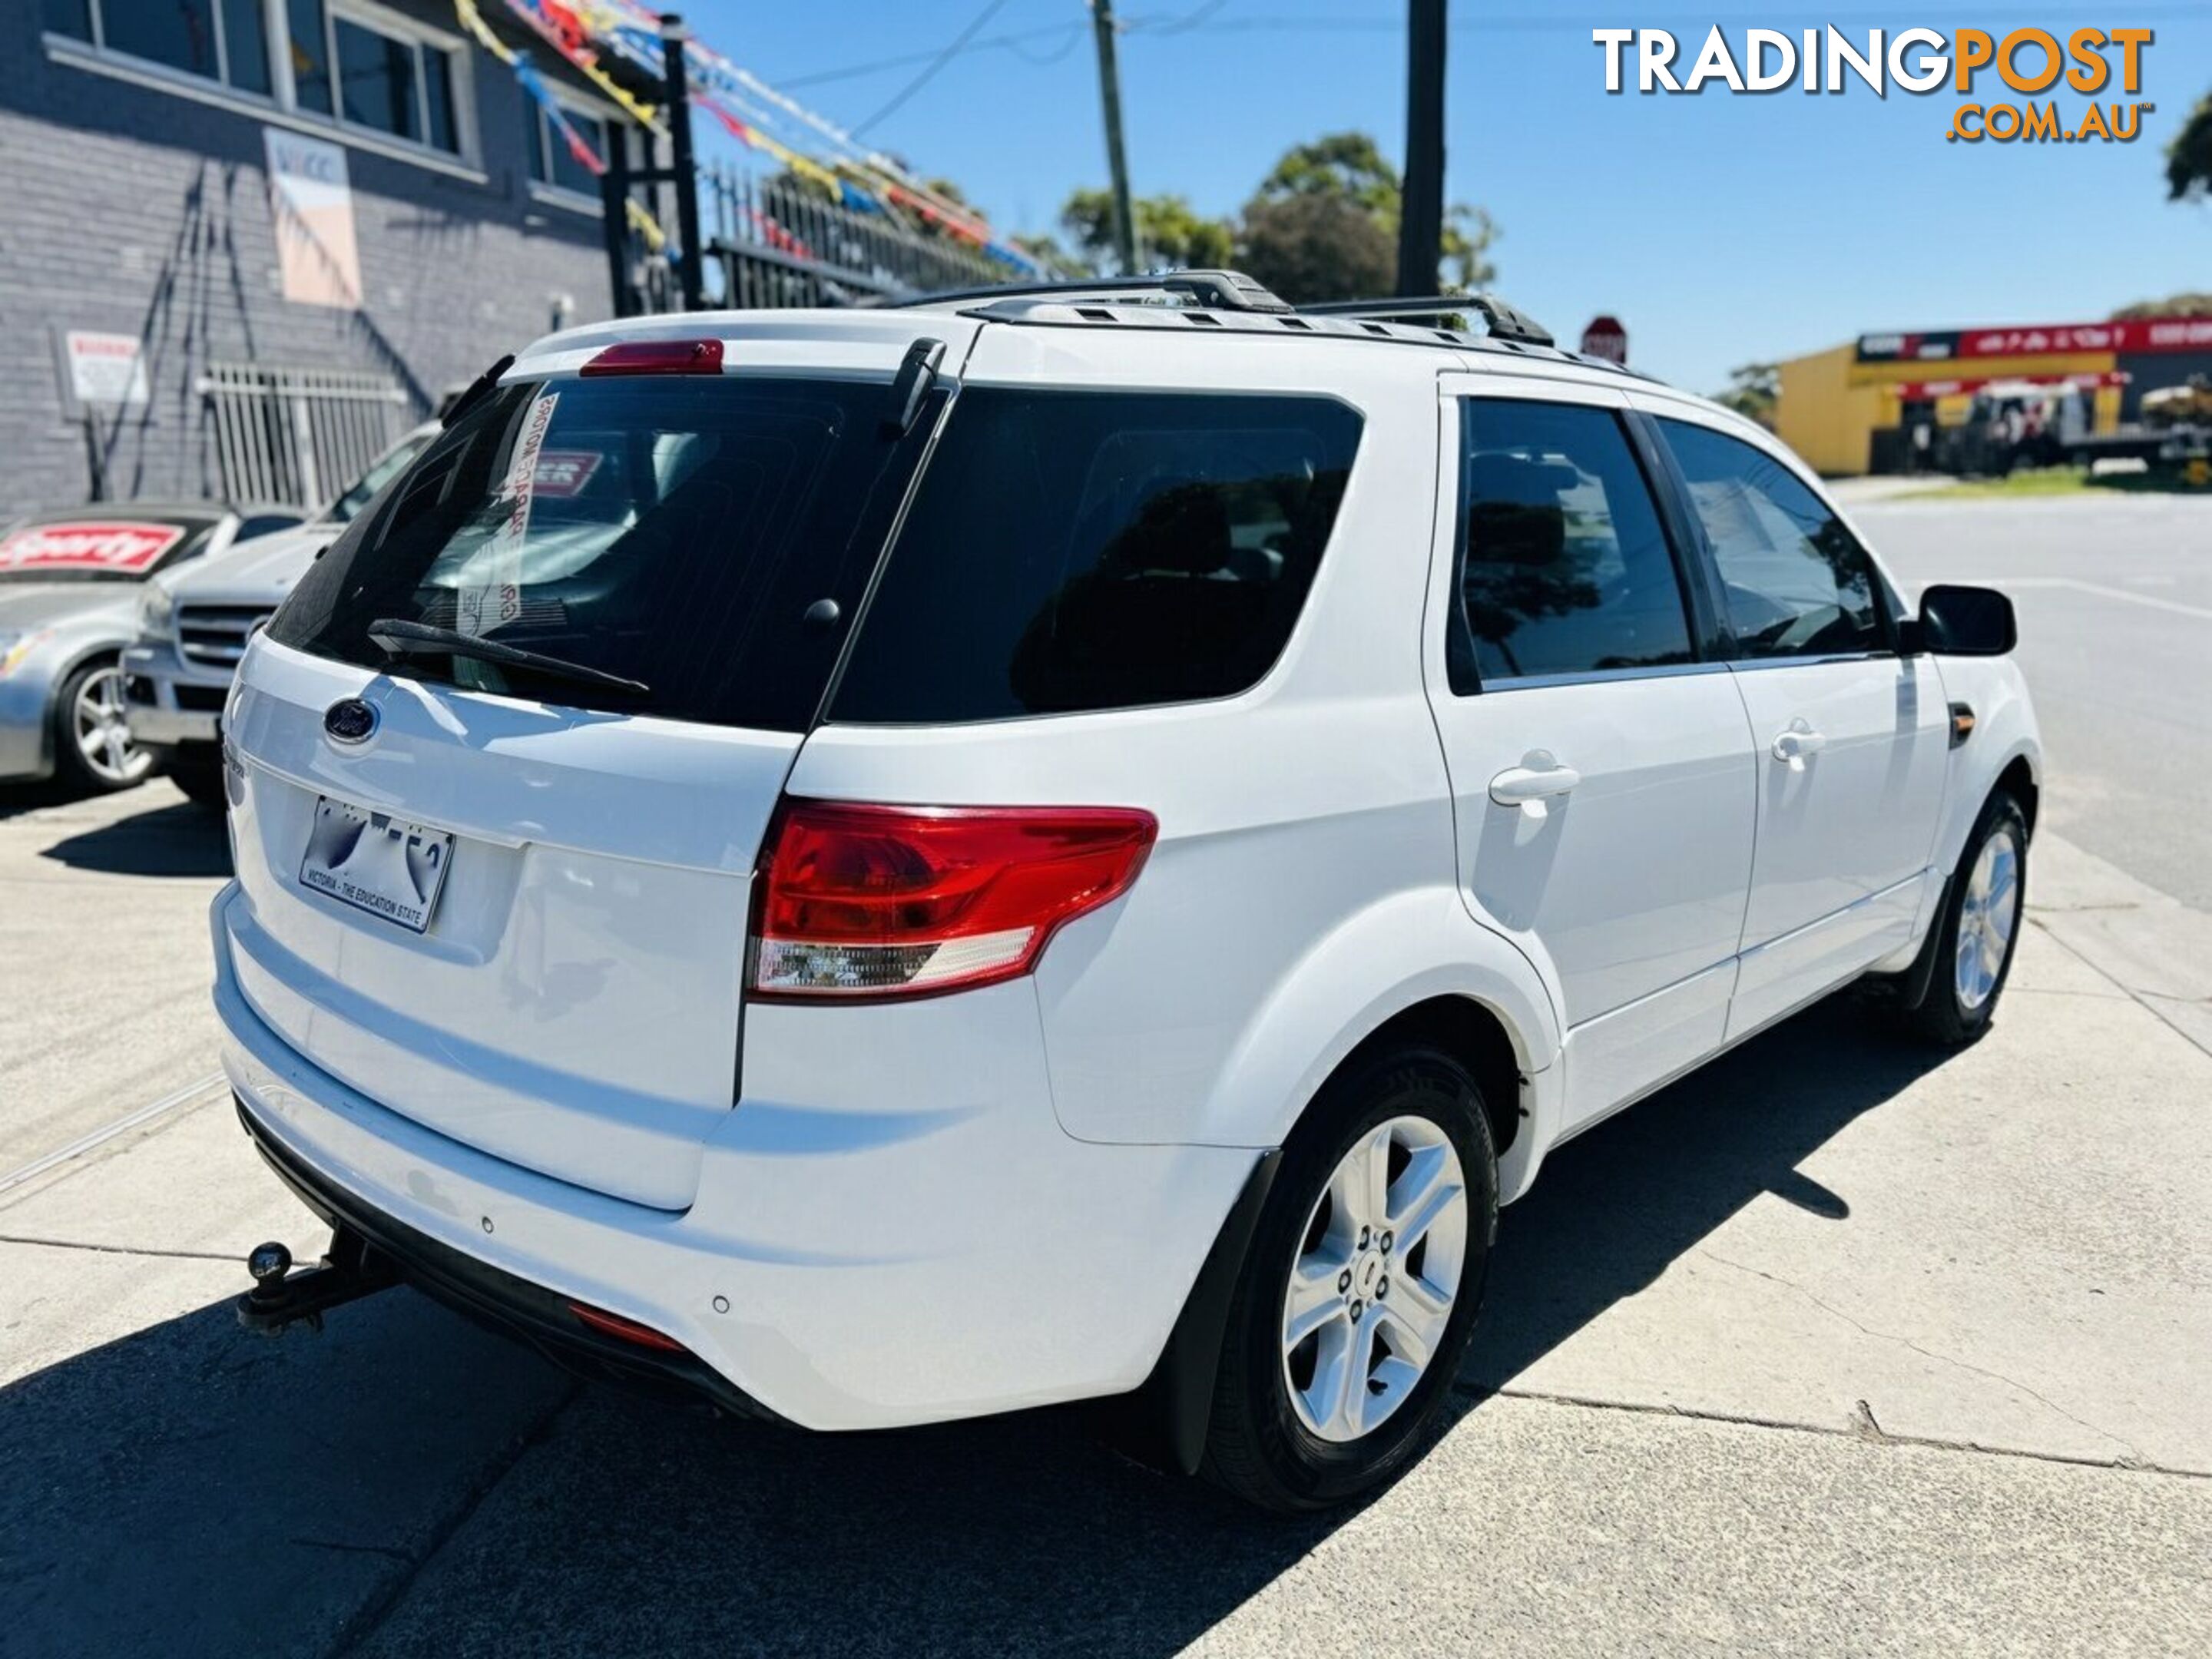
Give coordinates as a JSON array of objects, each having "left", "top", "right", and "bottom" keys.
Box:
[
  {"left": 2, "top": 783, "right": 2205, "bottom": 1657},
  {"left": 5, "top": 489, "right": 2210, "bottom": 1656}
]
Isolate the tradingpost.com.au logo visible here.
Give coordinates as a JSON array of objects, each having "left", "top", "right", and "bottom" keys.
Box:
[{"left": 1593, "top": 25, "right": 2154, "bottom": 144}]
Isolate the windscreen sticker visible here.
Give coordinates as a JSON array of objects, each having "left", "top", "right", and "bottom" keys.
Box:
[
  {"left": 0, "top": 522, "right": 185, "bottom": 575},
  {"left": 531, "top": 449, "right": 603, "bottom": 498},
  {"left": 456, "top": 389, "right": 558, "bottom": 637}
]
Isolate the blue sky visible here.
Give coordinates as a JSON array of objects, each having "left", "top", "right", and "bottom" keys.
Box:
[{"left": 681, "top": 3, "right": 2211, "bottom": 392}]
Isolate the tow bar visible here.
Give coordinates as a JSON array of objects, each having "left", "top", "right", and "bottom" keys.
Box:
[{"left": 236, "top": 1226, "right": 398, "bottom": 1335}]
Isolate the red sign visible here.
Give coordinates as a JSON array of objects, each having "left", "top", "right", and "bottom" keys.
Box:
[
  {"left": 0, "top": 522, "right": 185, "bottom": 575},
  {"left": 531, "top": 449, "right": 604, "bottom": 498},
  {"left": 1861, "top": 317, "right": 2212, "bottom": 363},
  {"left": 1580, "top": 314, "right": 1628, "bottom": 366}
]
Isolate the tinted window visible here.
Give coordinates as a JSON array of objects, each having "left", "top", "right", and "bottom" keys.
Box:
[
  {"left": 287, "top": 0, "right": 333, "bottom": 114},
  {"left": 335, "top": 18, "right": 420, "bottom": 141},
  {"left": 269, "top": 376, "right": 940, "bottom": 732},
  {"left": 220, "top": 0, "right": 271, "bottom": 92},
  {"left": 832, "top": 389, "right": 1363, "bottom": 724},
  {"left": 1661, "top": 419, "right": 1885, "bottom": 660},
  {"left": 1449, "top": 399, "right": 1691, "bottom": 687}
]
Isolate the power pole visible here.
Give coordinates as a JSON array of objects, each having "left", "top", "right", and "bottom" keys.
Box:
[
  {"left": 1090, "top": 0, "right": 1139, "bottom": 274},
  {"left": 1396, "top": 0, "right": 1445, "bottom": 296}
]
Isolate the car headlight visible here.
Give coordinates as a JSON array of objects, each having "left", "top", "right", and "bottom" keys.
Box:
[
  {"left": 137, "top": 584, "right": 177, "bottom": 641},
  {"left": 0, "top": 629, "right": 54, "bottom": 680}
]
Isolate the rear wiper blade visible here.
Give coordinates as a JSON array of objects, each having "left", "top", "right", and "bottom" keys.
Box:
[{"left": 367, "top": 618, "right": 651, "bottom": 697}]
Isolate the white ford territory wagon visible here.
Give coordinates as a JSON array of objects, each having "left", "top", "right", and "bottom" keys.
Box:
[{"left": 216, "top": 273, "right": 2038, "bottom": 1510}]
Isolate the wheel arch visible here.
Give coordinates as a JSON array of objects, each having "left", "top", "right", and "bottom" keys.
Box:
[
  {"left": 31, "top": 628, "right": 135, "bottom": 777},
  {"left": 1187, "top": 886, "right": 1560, "bottom": 1172}
]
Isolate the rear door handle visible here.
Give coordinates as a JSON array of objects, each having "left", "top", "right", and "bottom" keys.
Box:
[
  {"left": 1771, "top": 722, "right": 1826, "bottom": 767},
  {"left": 1490, "top": 756, "right": 1581, "bottom": 807}
]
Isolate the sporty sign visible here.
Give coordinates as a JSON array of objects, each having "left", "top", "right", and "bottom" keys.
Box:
[{"left": 0, "top": 522, "right": 184, "bottom": 575}]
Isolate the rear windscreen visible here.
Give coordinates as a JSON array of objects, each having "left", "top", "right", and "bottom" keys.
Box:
[
  {"left": 268, "top": 375, "right": 940, "bottom": 732},
  {"left": 830, "top": 388, "right": 1363, "bottom": 724}
]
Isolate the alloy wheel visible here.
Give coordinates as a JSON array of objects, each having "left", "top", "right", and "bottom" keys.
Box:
[
  {"left": 1281, "top": 1114, "right": 1469, "bottom": 1443},
  {"left": 1955, "top": 826, "right": 2022, "bottom": 1012},
  {"left": 71, "top": 665, "right": 151, "bottom": 786}
]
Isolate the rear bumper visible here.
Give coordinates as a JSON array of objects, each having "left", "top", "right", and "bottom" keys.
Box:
[
  {"left": 237, "top": 1094, "right": 777, "bottom": 1419},
  {"left": 212, "top": 882, "right": 1258, "bottom": 1431}
]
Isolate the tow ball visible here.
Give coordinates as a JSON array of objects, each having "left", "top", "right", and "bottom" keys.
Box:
[{"left": 236, "top": 1225, "right": 398, "bottom": 1335}]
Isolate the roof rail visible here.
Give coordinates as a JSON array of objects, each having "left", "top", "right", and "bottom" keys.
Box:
[
  {"left": 1300, "top": 293, "right": 1555, "bottom": 347},
  {"left": 886, "top": 269, "right": 1556, "bottom": 349},
  {"left": 885, "top": 269, "right": 1295, "bottom": 314}
]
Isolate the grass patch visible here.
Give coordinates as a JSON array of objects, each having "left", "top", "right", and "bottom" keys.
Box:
[{"left": 1897, "top": 465, "right": 2212, "bottom": 502}]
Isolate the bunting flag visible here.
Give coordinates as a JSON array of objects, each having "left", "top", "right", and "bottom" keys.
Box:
[
  {"left": 453, "top": 0, "right": 663, "bottom": 250},
  {"left": 487, "top": 0, "right": 1047, "bottom": 276}
]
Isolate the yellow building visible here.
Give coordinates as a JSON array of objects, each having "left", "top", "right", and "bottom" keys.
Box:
[{"left": 1773, "top": 316, "right": 2212, "bottom": 475}]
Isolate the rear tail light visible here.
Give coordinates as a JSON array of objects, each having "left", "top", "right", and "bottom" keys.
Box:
[
  {"left": 578, "top": 338, "right": 725, "bottom": 376},
  {"left": 749, "top": 800, "right": 1158, "bottom": 1001}
]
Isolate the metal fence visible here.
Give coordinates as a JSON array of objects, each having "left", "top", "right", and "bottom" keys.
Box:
[
  {"left": 200, "top": 363, "right": 410, "bottom": 508},
  {"left": 700, "top": 164, "right": 1015, "bottom": 309}
]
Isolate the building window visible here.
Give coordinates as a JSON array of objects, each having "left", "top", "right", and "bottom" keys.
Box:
[
  {"left": 48, "top": 0, "right": 273, "bottom": 96},
  {"left": 526, "top": 100, "right": 611, "bottom": 199},
  {"left": 296, "top": 2, "right": 463, "bottom": 154},
  {"left": 48, "top": 0, "right": 469, "bottom": 164}
]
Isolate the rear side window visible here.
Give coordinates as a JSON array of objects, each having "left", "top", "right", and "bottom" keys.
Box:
[
  {"left": 1448, "top": 399, "right": 1693, "bottom": 688},
  {"left": 268, "top": 375, "right": 939, "bottom": 731},
  {"left": 830, "top": 389, "right": 1363, "bottom": 724},
  {"left": 1659, "top": 419, "right": 1885, "bottom": 660}
]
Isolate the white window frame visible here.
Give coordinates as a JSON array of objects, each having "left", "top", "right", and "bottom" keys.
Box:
[
  {"left": 525, "top": 81, "right": 622, "bottom": 217},
  {"left": 41, "top": 0, "right": 484, "bottom": 182}
]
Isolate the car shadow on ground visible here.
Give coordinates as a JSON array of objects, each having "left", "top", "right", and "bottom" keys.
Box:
[
  {"left": 35, "top": 794, "right": 230, "bottom": 877},
  {"left": 0, "top": 998, "right": 1949, "bottom": 1657}
]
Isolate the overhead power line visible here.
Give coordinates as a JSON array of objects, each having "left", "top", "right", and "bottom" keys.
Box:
[{"left": 851, "top": 0, "right": 1012, "bottom": 139}]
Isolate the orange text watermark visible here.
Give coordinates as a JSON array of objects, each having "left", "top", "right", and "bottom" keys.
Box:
[{"left": 1591, "top": 26, "right": 2155, "bottom": 144}]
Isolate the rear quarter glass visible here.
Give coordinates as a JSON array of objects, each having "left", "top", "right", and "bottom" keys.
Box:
[
  {"left": 830, "top": 388, "right": 1364, "bottom": 724},
  {"left": 267, "top": 376, "right": 945, "bottom": 733}
]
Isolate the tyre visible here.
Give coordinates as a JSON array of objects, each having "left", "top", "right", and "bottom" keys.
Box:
[
  {"left": 52, "top": 657, "right": 153, "bottom": 793},
  {"left": 1200, "top": 1043, "right": 1498, "bottom": 1512},
  {"left": 166, "top": 747, "right": 229, "bottom": 810},
  {"left": 1902, "top": 790, "right": 2028, "bottom": 1047}
]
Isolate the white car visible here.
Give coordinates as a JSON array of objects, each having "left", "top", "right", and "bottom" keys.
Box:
[
  {"left": 124, "top": 423, "right": 439, "bottom": 806},
  {"left": 214, "top": 275, "right": 2037, "bottom": 1511}
]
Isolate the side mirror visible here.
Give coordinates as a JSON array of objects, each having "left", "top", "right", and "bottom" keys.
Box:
[{"left": 1916, "top": 584, "right": 2016, "bottom": 657}]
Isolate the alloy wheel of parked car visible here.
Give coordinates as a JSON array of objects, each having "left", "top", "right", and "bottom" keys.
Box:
[
  {"left": 1282, "top": 1114, "right": 1469, "bottom": 1443},
  {"left": 1902, "top": 790, "right": 2030, "bottom": 1046},
  {"left": 1955, "top": 823, "right": 2022, "bottom": 1012},
  {"left": 1204, "top": 1044, "right": 1497, "bottom": 1512},
  {"left": 60, "top": 661, "right": 151, "bottom": 791}
]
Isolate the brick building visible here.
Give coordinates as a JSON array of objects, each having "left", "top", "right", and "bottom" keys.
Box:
[{"left": 2, "top": 0, "right": 652, "bottom": 517}]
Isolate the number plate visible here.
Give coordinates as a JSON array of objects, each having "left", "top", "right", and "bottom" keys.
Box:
[{"left": 299, "top": 796, "right": 455, "bottom": 934}]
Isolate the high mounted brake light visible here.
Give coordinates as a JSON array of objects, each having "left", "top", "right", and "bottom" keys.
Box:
[
  {"left": 578, "top": 339, "right": 725, "bottom": 377},
  {"left": 749, "top": 800, "right": 1158, "bottom": 1001}
]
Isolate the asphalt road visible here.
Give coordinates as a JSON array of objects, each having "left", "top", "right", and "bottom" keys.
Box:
[
  {"left": 1853, "top": 488, "right": 2212, "bottom": 911},
  {"left": 3, "top": 491, "right": 2210, "bottom": 1656}
]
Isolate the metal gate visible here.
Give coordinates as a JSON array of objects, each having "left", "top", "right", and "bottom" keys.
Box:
[{"left": 200, "top": 363, "right": 409, "bottom": 508}]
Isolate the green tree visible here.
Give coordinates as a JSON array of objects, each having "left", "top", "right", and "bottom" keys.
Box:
[
  {"left": 2164, "top": 91, "right": 2212, "bottom": 199},
  {"left": 1712, "top": 363, "right": 1781, "bottom": 429},
  {"left": 1236, "top": 131, "right": 1498, "bottom": 302},
  {"left": 1237, "top": 193, "right": 1396, "bottom": 304},
  {"left": 2111, "top": 293, "right": 2212, "bottom": 319},
  {"left": 1059, "top": 188, "right": 1234, "bottom": 271},
  {"left": 1012, "top": 232, "right": 1094, "bottom": 279}
]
